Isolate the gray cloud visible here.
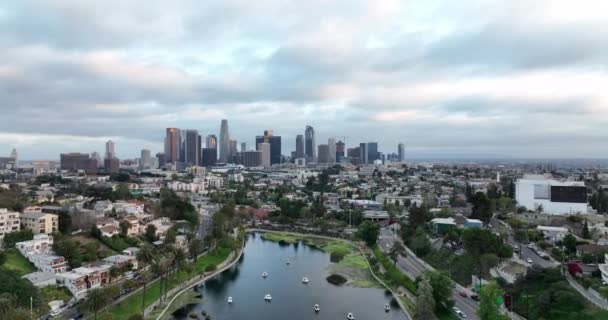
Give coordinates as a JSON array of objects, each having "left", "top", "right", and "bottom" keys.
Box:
[{"left": 0, "top": 0, "right": 607, "bottom": 159}]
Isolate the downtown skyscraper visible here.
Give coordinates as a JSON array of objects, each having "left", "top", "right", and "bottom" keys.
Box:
[
  {"left": 305, "top": 125, "right": 316, "bottom": 161},
  {"left": 164, "top": 128, "right": 180, "bottom": 164},
  {"left": 219, "top": 119, "right": 230, "bottom": 163},
  {"left": 398, "top": 142, "right": 405, "bottom": 162},
  {"left": 182, "top": 129, "right": 200, "bottom": 166},
  {"left": 105, "top": 140, "right": 115, "bottom": 160},
  {"left": 295, "top": 134, "right": 305, "bottom": 159}
]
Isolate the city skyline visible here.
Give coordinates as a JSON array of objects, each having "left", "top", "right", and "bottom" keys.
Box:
[{"left": 2, "top": 1, "right": 608, "bottom": 159}]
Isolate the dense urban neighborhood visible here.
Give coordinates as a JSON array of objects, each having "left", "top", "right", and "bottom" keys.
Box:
[{"left": 2, "top": 141, "right": 608, "bottom": 320}]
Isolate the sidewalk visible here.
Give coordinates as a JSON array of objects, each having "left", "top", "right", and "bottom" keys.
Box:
[{"left": 565, "top": 272, "right": 608, "bottom": 311}]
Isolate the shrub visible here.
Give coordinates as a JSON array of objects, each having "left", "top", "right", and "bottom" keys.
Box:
[
  {"left": 205, "top": 264, "right": 217, "bottom": 272},
  {"left": 330, "top": 251, "right": 346, "bottom": 263},
  {"left": 326, "top": 274, "right": 348, "bottom": 285}
]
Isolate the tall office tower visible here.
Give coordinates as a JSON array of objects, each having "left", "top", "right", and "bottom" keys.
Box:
[
  {"left": 305, "top": 125, "right": 316, "bottom": 161},
  {"left": 241, "top": 142, "right": 247, "bottom": 152},
  {"left": 242, "top": 150, "right": 262, "bottom": 167},
  {"left": 201, "top": 148, "right": 217, "bottom": 167},
  {"left": 258, "top": 142, "right": 271, "bottom": 167},
  {"left": 295, "top": 134, "right": 305, "bottom": 158},
  {"left": 336, "top": 140, "right": 345, "bottom": 163},
  {"left": 359, "top": 143, "right": 368, "bottom": 164},
  {"left": 164, "top": 128, "right": 180, "bottom": 164},
  {"left": 105, "top": 140, "right": 115, "bottom": 159},
  {"left": 219, "top": 119, "right": 230, "bottom": 163},
  {"left": 367, "top": 142, "right": 379, "bottom": 163},
  {"left": 9, "top": 148, "right": 17, "bottom": 167},
  {"left": 140, "top": 149, "right": 151, "bottom": 169},
  {"left": 206, "top": 134, "right": 218, "bottom": 149},
  {"left": 317, "top": 144, "right": 330, "bottom": 163},
  {"left": 104, "top": 158, "right": 120, "bottom": 174},
  {"left": 347, "top": 147, "right": 361, "bottom": 165},
  {"left": 398, "top": 142, "right": 405, "bottom": 162},
  {"left": 182, "top": 129, "right": 200, "bottom": 166},
  {"left": 229, "top": 140, "right": 238, "bottom": 160},
  {"left": 156, "top": 153, "right": 166, "bottom": 169},
  {"left": 91, "top": 152, "right": 104, "bottom": 168},
  {"left": 328, "top": 138, "right": 336, "bottom": 164},
  {"left": 255, "top": 130, "right": 282, "bottom": 165}
]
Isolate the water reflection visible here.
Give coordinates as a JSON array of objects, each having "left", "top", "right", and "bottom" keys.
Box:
[{"left": 172, "top": 233, "right": 407, "bottom": 320}]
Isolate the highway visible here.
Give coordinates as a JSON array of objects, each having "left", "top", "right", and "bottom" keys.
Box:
[{"left": 379, "top": 228, "right": 480, "bottom": 320}]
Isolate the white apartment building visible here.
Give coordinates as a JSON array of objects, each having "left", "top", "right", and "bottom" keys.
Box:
[
  {"left": 0, "top": 208, "right": 20, "bottom": 243},
  {"left": 16, "top": 234, "right": 54, "bottom": 257},
  {"left": 29, "top": 254, "right": 69, "bottom": 274},
  {"left": 515, "top": 175, "right": 588, "bottom": 215}
]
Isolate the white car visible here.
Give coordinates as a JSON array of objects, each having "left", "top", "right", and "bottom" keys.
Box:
[
  {"left": 452, "top": 307, "right": 467, "bottom": 318},
  {"left": 526, "top": 258, "right": 533, "bottom": 264}
]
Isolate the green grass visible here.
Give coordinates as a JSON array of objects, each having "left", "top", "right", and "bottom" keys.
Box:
[
  {"left": 101, "top": 247, "right": 232, "bottom": 320},
  {"left": 3, "top": 249, "right": 36, "bottom": 275},
  {"left": 507, "top": 268, "right": 608, "bottom": 320},
  {"left": 260, "top": 232, "right": 302, "bottom": 244},
  {"left": 340, "top": 254, "right": 368, "bottom": 269}
]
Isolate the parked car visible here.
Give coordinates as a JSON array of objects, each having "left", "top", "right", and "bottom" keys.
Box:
[
  {"left": 459, "top": 291, "right": 468, "bottom": 298},
  {"left": 526, "top": 258, "right": 533, "bottom": 264},
  {"left": 470, "top": 294, "right": 479, "bottom": 301}
]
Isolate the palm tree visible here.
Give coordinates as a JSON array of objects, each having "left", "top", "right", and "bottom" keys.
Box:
[
  {"left": 389, "top": 241, "right": 405, "bottom": 265},
  {"left": 83, "top": 288, "right": 109, "bottom": 320},
  {"left": 136, "top": 244, "right": 156, "bottom": 315}
]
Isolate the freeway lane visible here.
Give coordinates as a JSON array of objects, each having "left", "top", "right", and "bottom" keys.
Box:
[{"left": 379, "top": 228, "right": 480, "bottom": 320}]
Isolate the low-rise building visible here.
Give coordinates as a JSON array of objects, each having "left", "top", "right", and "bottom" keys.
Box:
[
  {"left": 431, "top": 217, "right": 457, "bottom": 234},
  {"left": 57, "top": 272, "right": 88, "bottom": 298},
  {"left": 20, "top": 211, "right": 59, "bottom": 234},
  {"left": 30, "top": 254, "right": 69, "bottom": 274},
  {"left": 537, "top": 226, "right": 569, "bottom": 243},
  {"left": 122, "top": 216, "right": 141, "bottom": 236},
  {"left": 0, "top": 208, "right": 20, "bottom": 243},
  {"left": 16, "top": 234, "right": 54, "bottom": 257},
  {"left": 102, "top": 254, "right": 138, "bottom": 270},
  {"left": 22, "top": 271, "right": 57, "bottom": 288}
]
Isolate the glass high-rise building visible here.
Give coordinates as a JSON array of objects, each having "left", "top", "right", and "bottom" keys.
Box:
[
  {"left": 398, "top": 142, "right": 405, "bottom": 161},
  {"left": 164, "top": 128, "right": 180, "bottom": 164},
  {"left": 219, "top": 119, "right": 230, "bottom": 163},
  {"left": 336, "top": 140, "right": 345, "bottom": 163},
  {"left": 256, "top": 130, "right": 282, "bottom": 165},
  {"left": 181, "top": 129, "right": 200, "bottom": 166},
  {"left": 295, "top": 134, "right": 305, "bottom": 158},
  {"left": 305, "top": 125, "right": 316, "bottom": 161},
  {"left": 328, "top": 138, "right": 336, "bottom": 164},
  {"left": 367, "top": 142, "right": 379, "bottom": 163},
  {"left": 206, "top": 134, "right": 218, "bottom": 150},
  {"left": 359, "top": 143, "right": 368, "bottom": 164}
]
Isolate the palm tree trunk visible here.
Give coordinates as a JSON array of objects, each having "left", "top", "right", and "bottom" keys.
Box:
[{"left": 141, "top": 282, "right": 146, "bottom": 315}]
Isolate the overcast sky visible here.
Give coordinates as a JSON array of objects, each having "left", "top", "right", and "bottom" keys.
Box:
[{"left": 1, "top": 0, "right": 607, "bottom": 160}]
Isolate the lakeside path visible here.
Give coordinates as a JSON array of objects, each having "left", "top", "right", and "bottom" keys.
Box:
[
  {"left": 247, "top": 228, "right": 414, "bottom": 320},
  {"left": 152, "top": 241, "right": 245, "bottom": 320}
]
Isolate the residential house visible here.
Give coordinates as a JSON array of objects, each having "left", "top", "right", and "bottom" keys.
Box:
[
  {"left": 56, "top": 272, "right": 88, "bottom": 298},
  {"left": 22, "top": 272, "right": 57, "bottom": 288},
  {"left": 122, "top": 215, "right": 141, "bottom": 236},
  {"left": 102, "top": 254, "right": 138, "bottom": 270}
]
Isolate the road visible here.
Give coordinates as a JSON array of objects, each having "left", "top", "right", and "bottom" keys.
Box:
[{"left": 379, "top": 228, "right": 480, "bottom": 320}]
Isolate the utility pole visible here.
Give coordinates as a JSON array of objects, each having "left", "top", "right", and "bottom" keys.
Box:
[{"left": 30, "top": 296, "right": 33, "bottom": 320}]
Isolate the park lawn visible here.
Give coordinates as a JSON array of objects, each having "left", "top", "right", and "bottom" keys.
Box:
[
  {"left": 101, "top": 247, "right": 232, "bottom": 320},
  {"left": 3, "top": 248, "right": 36, "bottom": 275},
  {"left": 340, "top": 253, "right": 368, "bottom": 269}
]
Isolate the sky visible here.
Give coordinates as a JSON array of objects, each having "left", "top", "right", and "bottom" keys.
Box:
[{"left": 1, "top": 0, "right": 608, "bottom": 160}]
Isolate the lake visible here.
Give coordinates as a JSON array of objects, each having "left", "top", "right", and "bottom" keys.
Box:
[{"left": 171, "top": 232, "right": 407, "bottom": 320}]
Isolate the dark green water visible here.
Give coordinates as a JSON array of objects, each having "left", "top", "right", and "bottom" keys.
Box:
[{"left": 173, "top": 232, "right": 407, "bottom": 320}]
